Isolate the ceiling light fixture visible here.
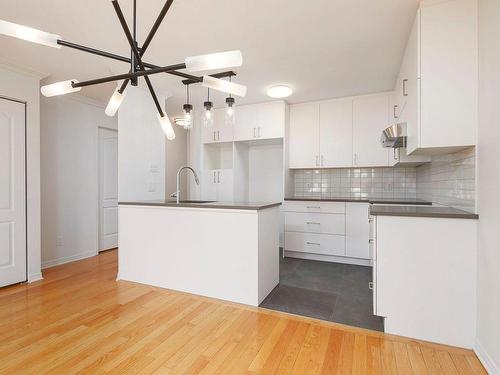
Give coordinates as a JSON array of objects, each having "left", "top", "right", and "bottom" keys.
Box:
[
  {"left": 182, "top": 84, "right": 193, "bottom": 130},
  {"left": 267, "top": 85, "right": 293, "bottom": 98},
  {"left": 174, "top": 117, "right": 187, "bottom": 127},
  {"left": 0, "top": 0, "right": 246, "bottom": 141},
  {"left": 203, "top": 88, "right": 214, "bottom": 128},
  {"left": 225, "top": 76, "right": 236, "bottom": 127}
]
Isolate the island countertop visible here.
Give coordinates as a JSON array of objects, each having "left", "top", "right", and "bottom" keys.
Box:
[
  {"left": 118, "top": 200, "right": 282, "bottom": 211},
  {"left": 370, "top": 204, "right": 479, "bottom": 219}
]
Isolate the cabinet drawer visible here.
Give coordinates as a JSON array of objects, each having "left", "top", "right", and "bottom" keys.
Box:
[
  {"left": 284, "top": 212, "right": 345, "bottom": 235},
  {"left": 285, "top": 232, "right": 345, "bottom": 256},
  {"left": 283, "top": 201, "right": 346, "bottom": 214}
]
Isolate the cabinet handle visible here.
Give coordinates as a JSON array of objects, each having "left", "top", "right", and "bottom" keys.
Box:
[
  {"left": 253, "top": 128, "right": 256, "bottom": 138},
  {"left": 306, "top": 206, "right": 321, "bottom": 209},
  {"left": 393, "top": 148, "right": 398, "bottom": 160},
  {"left": 306, "top": 222, "right": 321, "bottom": 225},
  {"left": 213, "top": 132, "right": 216, "bottom": 141},
  {"left": 218, "top": 171, "right": 221, "bottom": 183},
  {"left": 213, "top": 171, "right": 216, "bottom": 183},
  {"left": 403, "top": 79, "right": 408, "bottom": 97},
  {"left": 217, "top": 131, "right": 220, "bottom": 141},
  {"left": 393, "top": 105, "right": 398, "bottom": 119},
  {"left": 368, "top": 282, "right": 374, "bottom": 290},
  {"left": 258, "top": 127, "right": 261, "bottom": 138},
  {"left": 369, "top": 239, "right": 374, "bottom": 244},
  {"left": 354, "top": 153, "right": 358, "bottom": 165},
  {"left": 315, "top": 155, "right": 319, "bottom": 167},
  {"left": 321, "top": 155, "right": 324, "bottom": 166},
  {"left": 306, "top": 242, "right": 320, "bottom": 246}
]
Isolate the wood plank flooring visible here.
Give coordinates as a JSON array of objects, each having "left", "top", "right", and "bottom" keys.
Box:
[{"left": 0, "top": 250, "right": 486, "bottom": 374}]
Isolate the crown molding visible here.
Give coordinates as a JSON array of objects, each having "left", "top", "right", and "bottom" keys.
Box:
[{"left": 0, "top": 58, "right": 49, "bottom": 80}]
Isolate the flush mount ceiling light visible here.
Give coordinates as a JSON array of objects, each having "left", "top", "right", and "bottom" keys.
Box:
[
  {"left": 0, "top": 0, "right": 246, "bottom": 140},
  {"left": 266, "top": 85, "right": 293, "bottom": 98}
]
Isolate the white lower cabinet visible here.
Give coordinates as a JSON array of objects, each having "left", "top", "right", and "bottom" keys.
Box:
[
  {"left": 202, "top": 169, "right": 233, "bottom": 201},
  {"left": 345, "top": 203, "right": 370, "bottom": 259},
  {"left": 283, "top": 201, "right": 371, "bottom": 264},
  {"left": 285, "top": 232, "right": 345, "bottom": 257}
]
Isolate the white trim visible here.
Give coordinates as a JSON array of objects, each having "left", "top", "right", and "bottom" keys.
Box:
[
  {"left": 28, "top": 272, "right": 43, "bottom": 283},
  {"left": 0, "top": 59, "right": 48, "bottom": 79},
  {"left": 41, "top": 250, "right": 97, "bottom": 269},
  {"left": 474, "top": 340, "right": 500, "bottom": 375},
  {"left": 284, "top": 250, "right": 371, "bottom": 266}
]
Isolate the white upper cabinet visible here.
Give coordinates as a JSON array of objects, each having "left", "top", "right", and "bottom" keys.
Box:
[
  {"left": 404, "top": 0, "right": 477, "bottom": 154},
  {"left": 319, "top": 99, "right": 353, "bottom": 168},
  {"left": 352, "top": 94, "right": 390, "bottom": 167},
  {"left": 289, "top": 102, "right": 320, "bottom": 168},
  {"left": 202, "top": 108, "right": 234, "bottom": 144},
  {"left": 233, "top": 101, "right": 285, "bottom": 142}
]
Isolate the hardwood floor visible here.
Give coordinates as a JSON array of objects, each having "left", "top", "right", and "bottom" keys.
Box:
[{"left": 0, "top": 250, "right": 485, "bottom": 374}]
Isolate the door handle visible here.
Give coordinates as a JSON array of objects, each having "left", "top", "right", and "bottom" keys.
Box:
[{"left": 403, "top": 79, "right": 408, "bottom": 97}]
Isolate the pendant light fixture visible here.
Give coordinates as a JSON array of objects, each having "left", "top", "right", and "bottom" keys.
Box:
[
  {"left": 225, "top": 77, "right": 236, "bottom": 127},
  {"left": 203, "top": 88, "right": 214, "bottom": 128},
  {"left": 181, "top": 85, "right": 193, "bottom": 130},
  {"left": 0, "top": 0, "right": 247, "bottom": 141}
]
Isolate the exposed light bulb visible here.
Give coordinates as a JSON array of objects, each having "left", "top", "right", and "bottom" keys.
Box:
[
  {"left": 225, "top": 96, "right": 236, "bottom": 127},
  {"left": 203, "top": 100, "right": 214, "bottom": 128},
  {"left": 185, "top": 50, "right": 242, "bottom": 72},
  {"left": 202, "top": 76, "right": 247, "bottom": 97},
  {"left": 105, "top": 87, "right": 126, "bottom": 117},
  {"left": 0, "top": 19, "right": 61, "bottom": 48},
  {"left": 182, "top": 104, "right": 193, "bottom": 130},
  {"left": 157, "top": 113, "right": 176, "bottom": 140},
  {"left": 40, "top": 80, "right": 81, "bottom": 97}
]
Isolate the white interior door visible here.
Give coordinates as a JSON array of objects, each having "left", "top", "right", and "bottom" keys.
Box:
[
  {"left": 98, "top": 128, "right": 118, "bottom": 251},
  {"left": 0, "top": 98, "right": 26, "bottom": 287}
]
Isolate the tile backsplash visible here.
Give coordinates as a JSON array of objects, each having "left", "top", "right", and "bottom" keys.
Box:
[
  {"left": 293, "top": 167, "right": 417, "bottom": 199},
  {"left": 416, "top": 147, "right": 476, "bottom": 213}
]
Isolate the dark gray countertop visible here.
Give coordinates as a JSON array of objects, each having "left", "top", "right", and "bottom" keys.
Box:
[
  {"left": 118, "top": 200, "right": 282, "bottom": 211},
  {"left": 370, "top": 205, "right": 479, "bottom": 219},
  {"left": 285, "top": 197, "right": 432, "bottom": 205}
]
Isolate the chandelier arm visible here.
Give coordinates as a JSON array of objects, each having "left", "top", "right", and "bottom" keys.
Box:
[
  {"left": 118, "top": 0, "right": 175, "bottom": 93},
  {"left": 112, "top": 0, "right": 166, "bottom": 115},
  {"left": 71, "top": 63, "right": 186, "bottom": 88}
]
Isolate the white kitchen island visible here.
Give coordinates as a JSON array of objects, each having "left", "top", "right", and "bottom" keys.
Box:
[{"left": 118, "top": 200, "right": 281, "bottom": 306}]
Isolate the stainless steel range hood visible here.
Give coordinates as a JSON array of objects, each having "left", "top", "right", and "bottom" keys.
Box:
[{"left": 381, "top": 123, "right": 407, "bottom": 148}]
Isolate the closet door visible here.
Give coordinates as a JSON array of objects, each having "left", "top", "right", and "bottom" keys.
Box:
[{"left": 0, "top": 98, "right": 26, "bottom": 287}]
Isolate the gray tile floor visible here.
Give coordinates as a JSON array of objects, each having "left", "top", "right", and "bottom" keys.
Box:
[{"left": 260, "top": 255, "right": 384, "bottom": 331}]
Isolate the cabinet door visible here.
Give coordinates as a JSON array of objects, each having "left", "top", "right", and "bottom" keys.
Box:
[
  {"left": 214, "top": 108, "right": 233, "bottom": 142},
  {"left": 233, "top": 104, "right": 257, "bottom": 141},
  {"left": 216, "top": 169, "right": 234, "bottom": 201},
  {"left": 319, "top": 99, "right": 353, "bottom": 168},
  {"left": 289, "top": 102, "right": 320, "bottom": 168},
  {"left": 352, "top": 94, "right": 389, "bottom": 167},
  {"left": 202, "top": 170, "right": 217, "bottom": 200},
  {"left": 257, "top": 101, "right": 285, "bottom": 139},
  {"left": 202, "top": 127, "right": 217, "bottom": 144},
  {"left": 345, "top": 203, "right": 370, "bottom": 259}
]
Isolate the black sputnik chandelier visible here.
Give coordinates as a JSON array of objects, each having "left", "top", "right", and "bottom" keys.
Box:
[{"left": 0, "top": 0, "right": 247, "bottom": 140}]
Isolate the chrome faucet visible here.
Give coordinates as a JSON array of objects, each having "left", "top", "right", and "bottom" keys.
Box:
[{"left": 174, "top": 166, "right": 200, "bottom": 204}]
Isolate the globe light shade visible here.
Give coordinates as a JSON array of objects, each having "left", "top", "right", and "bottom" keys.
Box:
[
  {"left": 105, "top": 87, "right": 126, "bottom": 117},
  {"left": 0, "top": 19, "right": 61, "bottom": 48},
  {"left": 185, "top": 50, "right": 242, "bottom": 72},
  {"left": 40, "top": 80, "right": 81, "bottom": 97},
  {"left": 202, "top": 76, "right": 247, "bottom": 97},
  {"left": 157, "top": 113, "right": 176, "bottom": 140}
]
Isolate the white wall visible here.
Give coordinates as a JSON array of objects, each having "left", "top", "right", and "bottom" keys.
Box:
[
  {"left": 40, "top": 95, "right": 117, "bottom": 268},
  {"left": 118, "top": 87, "right": 167, "bottom": 201},
  {"left": 166, "top": 126, "right": 188, "bottom": 200},
  {"left": 476, "top": 0, "right": 500, "bottom": 373},
  {"left": 0, "top": 66, "right": 42, "bottom": 282}
]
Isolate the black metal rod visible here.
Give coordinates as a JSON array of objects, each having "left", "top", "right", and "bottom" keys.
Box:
[
  {"left": 142, "top": 0, "right": 174, "bottom": 53},
  {"left": 112, "top": 0, "right": 164, "bottom": 115},
  {"left": 57, "top": 40, "right": 130, "bottom": 64},
  {"left": 72, "top": 63, "right": 186, "bottom": 88},
  {"left": 182, "top": 71, "right": 236, "bottom": 85}
]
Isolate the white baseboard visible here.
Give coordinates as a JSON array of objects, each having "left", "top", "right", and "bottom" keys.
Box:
[
  {"left": 284, "top": 250, "right": 371, "bottom": 266},
  {"left": 42, "top": 250, "right": 97, "bottom": 269},
  {"left": 28, "top": 272, "right": 43, "bottom": 283},
  {"left": 474, "top": 340, "right": 500, "bottom": 375}
]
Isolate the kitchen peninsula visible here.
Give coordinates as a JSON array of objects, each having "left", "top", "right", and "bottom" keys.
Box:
[{"left": 118, "top": 200, "right": 281, "bottom": 306}]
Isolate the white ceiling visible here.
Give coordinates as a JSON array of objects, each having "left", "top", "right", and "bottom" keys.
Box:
[{"left": 0, "top": 0, "right": 419, "bottom": 118}]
